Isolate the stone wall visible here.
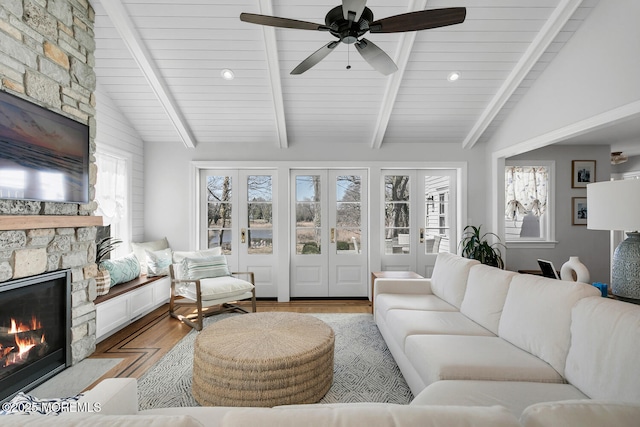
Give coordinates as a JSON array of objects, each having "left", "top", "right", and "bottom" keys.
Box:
[{"left": 0, "top": 0, "right": 98, "bottom": 363}]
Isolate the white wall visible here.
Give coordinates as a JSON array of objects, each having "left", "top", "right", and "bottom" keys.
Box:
[
  {"left": 506, "top": 144, "right": 611, "bottom": 282},
  {"left": 487, "top": 0, "right": 640, "bottom": 155},
  {"left": 94, "top": 85, "right": 145, "bottom": 244},
  {"left": 143, "top": 140, "right": 487, "bottom": 253},
  {"left": 612, "top": 155, "right": 640, "bottom": 175}
]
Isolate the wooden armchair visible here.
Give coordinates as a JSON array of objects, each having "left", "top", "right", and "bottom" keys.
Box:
[{"left": 168, "top": 264, "right": 256, "bottom": 331}]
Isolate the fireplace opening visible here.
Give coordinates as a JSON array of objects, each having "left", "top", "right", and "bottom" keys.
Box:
[{"left": 0, "top": 270, "right": 71, "bottom": 403}]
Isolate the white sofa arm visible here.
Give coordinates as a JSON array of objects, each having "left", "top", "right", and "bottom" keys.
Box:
[
  {"left": 374, "top": 278, "right": 433, "bottom": 299},
  {"left": 77, "top": 378, "right": 139, "bottom": 415}
]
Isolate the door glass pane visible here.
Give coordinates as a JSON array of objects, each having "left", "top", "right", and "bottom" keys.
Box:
[
  {"left": 384, "top": 175, "right": 410, "bottom": 254},
  {"left": 207, "top": 175, "right": 232, "bottom": 254},
  {"left": 336, "top": 175, "right": 361, "bottom": 254},
  {"left": 424, "top": 175, "right": 450, "bottom": 254},
  {"left": 247, "top": 175, "right": 273, "bottom": 254},
  {"left": 296, "top": 176, "right": 321, "bottom": 255}
]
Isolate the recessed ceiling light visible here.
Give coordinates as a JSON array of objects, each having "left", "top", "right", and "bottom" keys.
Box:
[
  {"left": 447, "top": 71, "right": 460, "bottom": 82},
  {"left": 221, "top": 69, "right": 235, "bottom": 80}
]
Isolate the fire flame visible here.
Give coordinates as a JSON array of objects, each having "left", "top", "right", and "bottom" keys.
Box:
[
  {"left": 8, "top": 316, "right": 42, "bottom": 334},
  {"left": 2, "top": 316, "right": 46, "bottom": 367}
]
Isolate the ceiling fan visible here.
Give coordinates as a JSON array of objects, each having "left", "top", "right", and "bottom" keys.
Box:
[{"left": 240, "top": 1, "right": 466, "bottom": 75}]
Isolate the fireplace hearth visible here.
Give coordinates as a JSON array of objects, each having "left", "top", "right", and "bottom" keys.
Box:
[{"left": 0, "top": 270, "right": 71, "bottom": 402}]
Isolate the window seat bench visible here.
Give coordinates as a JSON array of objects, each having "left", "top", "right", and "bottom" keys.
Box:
[{"left": 95, "top": 275, "right": 170, "bottom": 342}]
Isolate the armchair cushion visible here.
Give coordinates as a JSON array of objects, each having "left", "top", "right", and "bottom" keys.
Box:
[{"left": 180, "top": 276, "right": 254, "bottom": 302}]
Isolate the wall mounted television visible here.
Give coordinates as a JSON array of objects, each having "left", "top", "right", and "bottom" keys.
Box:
[{"left": 0, "top": 90, "right": 89, "bottom": 204}]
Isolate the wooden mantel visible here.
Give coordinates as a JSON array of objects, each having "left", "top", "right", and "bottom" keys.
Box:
[{"left": 0, "top": 215, "right": 103, "bottom": 230}]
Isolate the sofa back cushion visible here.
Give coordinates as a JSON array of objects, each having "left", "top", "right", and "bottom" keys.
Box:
[
  {"left": 498, "top": 275, "right": 600, "bottom": 376},
  {"left": 564, "top": 297, "right": 640, "bottom": 401},
  {"left": 460, "top": 264, "right": 517, "bottom": 334},
  {"left": 430, "top": 253, "right": 480, "bottom": 309}
]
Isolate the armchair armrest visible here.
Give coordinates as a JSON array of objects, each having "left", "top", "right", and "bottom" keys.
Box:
[
  {"left": 78, "top": 378, "right": 138, "bottom": 415},
  {"left": 231, "top": 271, "right": 255, "bottom": 284}
]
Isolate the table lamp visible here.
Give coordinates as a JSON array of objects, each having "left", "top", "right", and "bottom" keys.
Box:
[{"left": 587, "top": 179, "right": 640, "bottom": 300}]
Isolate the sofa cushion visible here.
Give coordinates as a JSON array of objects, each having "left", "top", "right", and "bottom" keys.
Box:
[
  {"left": 386, "top": 309, "right": 494, "bottom": 350},
  {"left": 375, "top": 294, "right": 457, "bottom": 322},
  {"left": 460, "top": 264, "right": 517, "bottom": 334},
  {"left": 221, "top": 403, "right": 521, "bottom": 427},
  {"left": 520, "top": 400, "right": 640, "bottom": 427},
  {"left": 430, "top": 253, "right": 480, "bottom": 309},
  {"left": 498, "top": 275, "right": 600, "bottom": 376},
  {"left": 404, "top": 335, "right": 565, "bottom": 388},
  {"left": 181, "top": 276, "right": 254, "bottom": 301},
  {"left": 412, "top": 380, "right": 587, "bottom": 418},
  {"left": 0, "top": 414, "right": 203, "bottom": 427},
  {"left": 564, "top": 297, "right": 640, "bottom": 402}
]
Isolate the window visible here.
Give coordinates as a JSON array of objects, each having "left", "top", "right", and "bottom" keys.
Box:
[
  {"left": 95, "top": 150, "right": 130, "bottom": 259},
  {"left": 504, "top": 161, "right": 555, "bottom": 245}
]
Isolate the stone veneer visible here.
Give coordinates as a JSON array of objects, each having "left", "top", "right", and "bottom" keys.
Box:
[{"left": 0, "top": 0, "right": 98, "bottom": 363}]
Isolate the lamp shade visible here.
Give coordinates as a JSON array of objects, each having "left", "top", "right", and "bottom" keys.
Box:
[{"left": 587, "top": 180, "right": 640, "bottom": 231}]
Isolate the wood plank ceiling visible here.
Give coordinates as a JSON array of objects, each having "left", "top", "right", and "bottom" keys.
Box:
[{"left": 90, "top": 0, "right": 598, "bottom": 150}]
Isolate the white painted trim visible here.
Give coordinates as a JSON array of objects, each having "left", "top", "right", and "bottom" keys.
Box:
[
  {"left": 493, "top": 100, "right": 640, "bottom": 159},
  {"left": 463, "top": 0, "right": 585, "bottom": 149},
  {"left": 259, "top": 0, "right": 288, "bottom": 148},
  {"left": 371, "top": 0, "right": 426, "bottom": 149},
  {"left": 99, "top": 0, "right": 196, "bottom": 149}
]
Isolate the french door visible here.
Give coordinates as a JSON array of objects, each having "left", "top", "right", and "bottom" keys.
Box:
[
  {"left": 290, "top": 169, "right": 368, "bottom": 297},
  {"left": 200, "top": 169, "right": 278, "bottom": 297},
  {"left": 381, "top": 169, "right": 456, "bottom": 278}
]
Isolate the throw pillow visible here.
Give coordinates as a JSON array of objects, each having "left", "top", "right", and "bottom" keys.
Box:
[
  {"left": 131, "top": 237, "right": 169, "bottom": 275},
  {"left": 100, "top": 253, "right": 141, "bottom": 286},
  {"left": 145, "top": 248, "right": 172, "bottom": 277},
  {"left": 173, "top": 247, "right": 222, "bottom": 279},
  {"left": 185, "top": 255, "right": 230, "bottom": 280},
  {"left": 0, "top": 392, "right": 83, "bottom": 415}
]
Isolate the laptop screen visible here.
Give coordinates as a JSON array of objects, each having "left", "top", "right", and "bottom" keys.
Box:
[{"left": 537, "top": 259, "right": 559, "bottom": 279}]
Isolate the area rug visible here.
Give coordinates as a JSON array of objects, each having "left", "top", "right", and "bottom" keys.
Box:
[{"left": 137, "top": 313, "right": 413, "bottom": 409}]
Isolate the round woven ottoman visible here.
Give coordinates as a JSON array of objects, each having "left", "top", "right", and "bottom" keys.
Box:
[{"left": 192, "top": 312, "right": 335, "bottom": 407}]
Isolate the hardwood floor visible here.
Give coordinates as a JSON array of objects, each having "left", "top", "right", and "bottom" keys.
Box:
[{"left": 86, "top": 299, "right": 371, "bottom": 390}]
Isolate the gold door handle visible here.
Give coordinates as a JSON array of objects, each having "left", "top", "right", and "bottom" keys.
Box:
[
  {"left": 331, "top": 228, "right": 335, "bottom": 243},
  {"left": 241, "top": 228, "right": 246, "bottom": 243},
  {"left": 419, "top": 228, "right": 424, "bottom": 243}
]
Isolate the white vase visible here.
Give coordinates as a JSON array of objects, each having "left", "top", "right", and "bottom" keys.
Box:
[{"left": 560, "top": 256, "right": 590, "bottom": 283}]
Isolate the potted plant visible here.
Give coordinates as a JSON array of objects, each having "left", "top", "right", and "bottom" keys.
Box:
[
  {"left": 458, "top": 225, "right": 505, "bottom": 269},
  {"left": 95, "top": 236, "right": 122, "bottom": 296}
]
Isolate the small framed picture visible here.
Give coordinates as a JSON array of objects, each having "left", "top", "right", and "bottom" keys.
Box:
[
  {"left": 572, "top": 197, "right": 588, "bottom": 225},
  {"left": 572, "top": 160, "right": 596, "bottom": 188}
]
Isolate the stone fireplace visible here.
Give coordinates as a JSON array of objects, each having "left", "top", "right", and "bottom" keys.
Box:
[{"left": 0, "top": 0, "right": 100, "bottom": 377}]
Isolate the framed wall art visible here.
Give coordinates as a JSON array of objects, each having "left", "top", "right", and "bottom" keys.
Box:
[
  {"left": 572, "top": 197, "right": 588, "bottom": 225},
  {"left": 571, "top": 160, "right": 596, "bottom": 188}
]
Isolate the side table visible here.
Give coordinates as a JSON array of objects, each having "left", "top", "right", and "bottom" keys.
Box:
[{"left": 370, "top": 271, "right": 423, "bottom": 313}]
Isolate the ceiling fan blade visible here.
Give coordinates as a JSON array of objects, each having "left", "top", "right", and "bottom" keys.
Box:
[
  {"left": 355, "top": 38, "right": 398, "bottom": 75},
  {"left": 291, "top": 41, "right": 340, "bottom": 75},
  {"left": 369, "top": 7, "right": 466, "bottom": 33},
  {"left": 342, "top": 0, "right": 367, "bottom": 22},
  {"left": 240, "top": 13, "right": 328, "bottom": 31}
]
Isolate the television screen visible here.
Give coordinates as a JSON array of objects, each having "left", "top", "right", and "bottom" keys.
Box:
[{"left": 0, "top": 91, "right": 89, "bottom": 203}]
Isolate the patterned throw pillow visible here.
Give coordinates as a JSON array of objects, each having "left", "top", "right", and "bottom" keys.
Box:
[
  {"left": 100, "top": 253, "right": 141, "bottom": 286},
  {"left": 145, "top": 248, "right": 172, "bottom": 277},
  {"left": 131, "top": 237, "right": 169, "bottom": 275},
  {"left": 173, "top": 248, "right": 223, "bottom": 279},
  {"left": 0, "top": 392, "right": 83, "bottom": 415},
  {"left": 185, "top": 255, "right": 230, "bottom": 280}
]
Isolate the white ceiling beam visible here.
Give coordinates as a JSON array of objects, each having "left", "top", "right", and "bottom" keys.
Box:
[
  {"left": 259, "top": 0, "right": 288, "bottom": 149},
  {"left": 371, "top": 0, "right": 427, "bottom": 149},
  {"left": 98, "top": 0, "right": 197, "bottom": 148},
  {"left": 462, "top": 0, "right": 584, "bottom": 150}
]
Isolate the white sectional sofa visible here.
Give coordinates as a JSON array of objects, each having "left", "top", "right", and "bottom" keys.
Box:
[{"left": 374, "top": 252, "right": 640, "bottom": 419}]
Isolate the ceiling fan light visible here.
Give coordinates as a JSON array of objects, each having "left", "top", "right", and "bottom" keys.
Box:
[
  {"left": 221, "top": 69, "right": 235, "bottom": 80},
  {"left": 447, "top": 71, "right": 460, "bottom": 82}
]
